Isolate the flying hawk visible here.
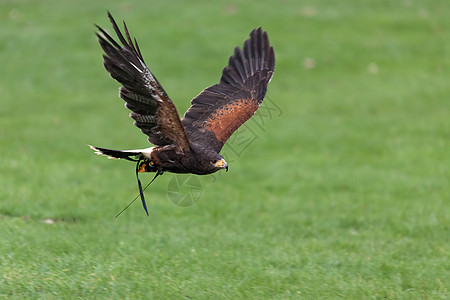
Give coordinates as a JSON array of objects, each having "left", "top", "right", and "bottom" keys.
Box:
[{"left": 90, "top": 13, "right": 275, "bottom": 215}]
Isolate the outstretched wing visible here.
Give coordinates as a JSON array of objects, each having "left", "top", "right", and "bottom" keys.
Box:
[
  {"left": 96, "top": 12, "right": 190, "bottom": 151},
  {"left": 181, "top": 27, "right": 275, "bottom": 153}
]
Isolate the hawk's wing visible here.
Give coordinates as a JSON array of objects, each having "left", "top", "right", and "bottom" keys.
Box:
[
  {"left": 97, "top": 13, "right": 190, "bottom": 152},
  {"left": 182, "top": 27, "right": 275, "bottom": 153}
]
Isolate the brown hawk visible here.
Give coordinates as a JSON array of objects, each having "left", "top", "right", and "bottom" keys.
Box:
[{"left": 90, "top": 13, "right": 275, "bottom": 215}]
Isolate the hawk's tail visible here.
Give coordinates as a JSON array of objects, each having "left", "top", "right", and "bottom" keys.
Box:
[{"left": 89, "top": 145, "right": 141, "bottom": 161}]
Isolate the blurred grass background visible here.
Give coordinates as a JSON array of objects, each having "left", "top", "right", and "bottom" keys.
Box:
[{"left": 1, "top": 0, "right": 449, "bottom": 298}]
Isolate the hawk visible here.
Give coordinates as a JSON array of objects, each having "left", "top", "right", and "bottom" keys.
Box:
[{"left": 90, "top": 13, "right": 275, "bottom": 215}]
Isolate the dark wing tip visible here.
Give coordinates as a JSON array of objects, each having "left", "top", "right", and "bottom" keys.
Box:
[
  {"left": 107, "top": 11, "right": 118, "bottom": 30},
  {"left": 102, "top": 12, "right": 145, "bottom": 63},
  {"left": 220, "top": 26, "right": 275, "bottom": 87}
]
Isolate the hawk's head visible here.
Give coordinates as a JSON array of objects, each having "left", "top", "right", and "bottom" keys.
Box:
[{"left": 203, "top": 151, "right": 228, "bottom": 174}]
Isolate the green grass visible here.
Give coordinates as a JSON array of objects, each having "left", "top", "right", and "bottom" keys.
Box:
[{"left": 1, "top": 0, "right": 449, "bottom": 298}]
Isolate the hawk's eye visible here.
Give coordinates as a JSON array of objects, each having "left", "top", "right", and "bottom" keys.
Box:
[{"left": 211, "top": 160, "right": 217, "bottom": 165}]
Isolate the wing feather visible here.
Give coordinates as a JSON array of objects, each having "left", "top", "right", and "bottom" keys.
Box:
[
  {"left": 182, "top": 27, "right": 275, "bottom": 152},
  {"left": 97, "top": 12, "right": 190, "bottom": 151}
]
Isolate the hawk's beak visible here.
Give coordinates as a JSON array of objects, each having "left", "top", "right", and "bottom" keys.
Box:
[{"left": 214, "top": 158, "right": 228, "bottom": 172}]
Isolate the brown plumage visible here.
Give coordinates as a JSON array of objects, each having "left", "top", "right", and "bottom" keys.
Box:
[{"left": 90, "top": 12, "right": 275, "bottom": 215}]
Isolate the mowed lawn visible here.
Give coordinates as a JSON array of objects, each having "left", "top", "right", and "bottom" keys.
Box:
[{"left": 1, "top": 0, "right": 449, "bottom": 298}]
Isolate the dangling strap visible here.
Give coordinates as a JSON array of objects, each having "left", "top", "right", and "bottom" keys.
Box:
[{"left": 115, "top": 160, "right": 162, "bottom": 218}]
